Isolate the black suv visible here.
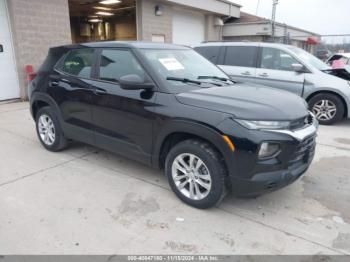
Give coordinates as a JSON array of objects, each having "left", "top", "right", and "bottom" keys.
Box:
[{"left": 29, "top": 42, "right": 318, "bottom": 209}]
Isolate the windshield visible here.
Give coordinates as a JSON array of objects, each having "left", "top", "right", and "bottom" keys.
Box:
[
  {"left": 288, "top": 46, "right": 330, "bottom": 71},
  {"left": 140, "top": 49, "right": 230, "bottom": 87}
]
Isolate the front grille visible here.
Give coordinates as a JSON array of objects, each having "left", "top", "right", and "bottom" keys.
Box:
[{"left": 289, "top": 135, "right": 316, "bottom": 164}]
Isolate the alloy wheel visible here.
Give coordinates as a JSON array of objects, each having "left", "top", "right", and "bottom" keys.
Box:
[
  {"left": 312, "top": 99, "right": 337, "bottom": 121},
  {"left": 171, "top": 153, "right": 212, "bottom": 201},
  {"left": 38, "top": 114, "right": 56, "bottom": 146}
]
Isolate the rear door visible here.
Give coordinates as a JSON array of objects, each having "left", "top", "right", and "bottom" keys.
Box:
[
  {"left": 89, "top": 48, "right": 156, "bottom": 165},
  {"left": 50, "top": 48, "right": 96, "bottom": 144},
  {"left": 255, "top": 47, "right": 305, "bottom": 96},
  {"left": 219, "top": 45, "right": 259, "bottom": 83},
  {"left": 194, "top": 46, "right": 224, "bottom": 64}
]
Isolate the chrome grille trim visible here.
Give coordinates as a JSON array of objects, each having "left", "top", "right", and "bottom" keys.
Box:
[{"left": 267, "top": 112, "right": 319, "bottom": 141}]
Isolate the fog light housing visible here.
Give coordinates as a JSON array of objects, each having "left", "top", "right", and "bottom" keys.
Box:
[{"left": 258, "top": 142, "right": 280, "bottom": 159}]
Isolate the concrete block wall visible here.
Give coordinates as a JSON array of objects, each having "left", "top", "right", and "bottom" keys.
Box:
[
  {"left": 137, "top": 0, "right": 173, "bottom": 43},
  {"left": 205, "top": 14, "right": 222, "bottom": 42},
  {"left": 7, "top": 0, "right": 71, "bottom": 99},
  {"left": 137, "top": 0, "right": 222, "bottom": 44}
]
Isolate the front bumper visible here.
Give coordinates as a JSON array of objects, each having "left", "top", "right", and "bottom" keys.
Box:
[
  {"left": 219, "top": 114, "right": 318, "bottom": 197},
  {"left": 232, "top": 154, "right": 314, "bottom": 197}
]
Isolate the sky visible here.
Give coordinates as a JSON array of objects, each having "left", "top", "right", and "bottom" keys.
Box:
[{"left": 229, "top": 0, "right": 350, "bottom": 43}]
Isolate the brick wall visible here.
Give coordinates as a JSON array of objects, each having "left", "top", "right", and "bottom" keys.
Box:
[
  {"left": 137, "top": 0, "right": 222, "bottom": 44},
  {"left": 205, "top": 14, "right": 222, "bottom": 42},
  {"left": 7, "top": 0, "right": 72, "bottom": 99},
  {"left": 137, "top": 0, "right": 173, "bottom": 43}
]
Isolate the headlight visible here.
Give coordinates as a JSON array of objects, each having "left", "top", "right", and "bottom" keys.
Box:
[
  {"left": 236, "top": 119, "right": 290, "bottom": 130},
  {"left": 258, "top": 142, "right": 280, "bottom": 159}
]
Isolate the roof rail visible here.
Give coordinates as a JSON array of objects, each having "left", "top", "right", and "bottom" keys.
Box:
[{"left": 201, "top": 40, "right": 252, "bottom": 43}]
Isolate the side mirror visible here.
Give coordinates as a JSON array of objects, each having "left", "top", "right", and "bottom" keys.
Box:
[
  {"left": 292, "top": 63, "right": 307, "bottom": 73},
  {"left": 119, "top": 74, "right": 154, "bottom": 90}
]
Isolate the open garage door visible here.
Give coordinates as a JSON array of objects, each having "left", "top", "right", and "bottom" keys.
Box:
[
  {"left": 172, "top": 9, "right": 205, "bottom": 47},
  {"left": 0, "top": 0, "right": 20, "bottom": 101},
  {"left": 68, "top": 0, "right": 136, "bottom": 43}
]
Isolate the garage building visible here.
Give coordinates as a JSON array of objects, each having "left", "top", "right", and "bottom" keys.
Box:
[{"left": 0, "top": 0, "right": 241, "bottom": 101}]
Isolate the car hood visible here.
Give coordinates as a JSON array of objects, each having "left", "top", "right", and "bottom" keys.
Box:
[{"left": 175, "top": 83, "right": 309, "bottom": 120}]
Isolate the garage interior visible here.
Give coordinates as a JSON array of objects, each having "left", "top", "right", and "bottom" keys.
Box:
[{"left": 68, "top": 0, "right": 137, "bottom": 43}]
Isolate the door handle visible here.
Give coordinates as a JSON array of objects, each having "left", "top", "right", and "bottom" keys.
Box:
[
  {"left": 94, "top": 88, "right": 107, "bottom": 95},
  {"left": 0, "top": 44, "right": 3, "bottom": 53},
  {"left": 241, "top": 71, "right": 251, "bottom": 76},
  {"left": 259, "top": 73, "right": 269, "bottom": 77}
]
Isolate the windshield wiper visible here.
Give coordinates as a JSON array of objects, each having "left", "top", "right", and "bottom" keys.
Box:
[
  {"left": 198, "top": 75, "right": 229, "bottom": 81},
  {"left": 166, "top": 77, "right": 202, "bottom": 85},
  {"left": 197, "top": 75, "right": 234, "bottom": 85},
  {"left": 166, "top": 76, "right": 223, "bottom": 87}
]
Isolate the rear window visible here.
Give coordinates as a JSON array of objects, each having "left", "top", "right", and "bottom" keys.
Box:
[
  {"left": 195, "top": 46, "right": 221, "bottom": 64},
  {"left": 224, "top": 46, "right": 258, "bottom": 68},
  {"left": 61, "top": 49, "right": 94, "bottom": 78}
]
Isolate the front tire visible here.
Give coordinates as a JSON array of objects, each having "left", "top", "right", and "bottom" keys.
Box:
[
  {"left": 165, "top": 139, "right": 227, "bottom": 209},
  {"left": 36, "top": 106, "right": 68, "bottom": 152},
  {"left": 308, "top": 93, "right": 344, "bottom": 125}
]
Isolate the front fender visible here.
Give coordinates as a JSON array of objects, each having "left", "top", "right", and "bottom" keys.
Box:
[
  {"left": 303, "top": 87, "right": 350, "bottom": 118},
  {"left": 152, "top": 118, "right": 236, "bottom": 175},
  {"left": 303, "top": 73, "right": 350, "bottom": 118}
]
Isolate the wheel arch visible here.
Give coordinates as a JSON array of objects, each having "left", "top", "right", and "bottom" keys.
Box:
[
  {"left": 30, "top": 93, "right": 60, "bottom": 120},
  {"left": 306, "top": 90, "right": 348, "bottom": 118},
  {"left": 152, "top": 120, "right": 233, "bottom": 174}
]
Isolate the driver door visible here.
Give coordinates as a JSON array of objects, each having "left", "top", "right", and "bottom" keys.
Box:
[
  {"left": 89, "top": 48, "right": 157, "bottom": 165},
  {"left": 255, "top": 47, "right": 305, "bottom": 96}
]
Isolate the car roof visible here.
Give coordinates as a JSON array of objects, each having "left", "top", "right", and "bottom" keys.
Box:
[
  {"left": 194, "top": 41, "right": 295, "bottom": 49},
  {"left": 52, "top": 41, "right": 190, "bottom": 50}
]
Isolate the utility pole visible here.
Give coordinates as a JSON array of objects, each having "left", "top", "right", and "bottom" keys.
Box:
[
  {"left": 255, "top": 0, "right": 261, "bottom": 15},
  {"left": 271, "top": 0, "right": 278, "bottom": 42}
]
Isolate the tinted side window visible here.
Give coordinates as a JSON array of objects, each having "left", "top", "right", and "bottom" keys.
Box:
[
  {"left": 224, "top": 46, "right": 258, "bottom": 68},
  {"left": 260, "top": 47, "right": 299, "bottom": 71},
  {"left": 99, "top": 49, "right": 145, "bottom": 83},
  {"left": 61, "top": 49, "right": 94, "bottom": 78},
  {"left": 195, "top": 46, "right": 221, "bottom": 63}
]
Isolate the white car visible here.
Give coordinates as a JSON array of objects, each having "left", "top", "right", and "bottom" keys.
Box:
[{"left": 194, "top": 42, "right": 350, "bottom": 125}]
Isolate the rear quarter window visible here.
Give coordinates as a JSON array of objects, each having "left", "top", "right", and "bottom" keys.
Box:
[
  {"left": 224, "top": 46, "right": 258, "bottom": 68},
  {"left": 61, "top": 49, "right": 94, "bottom": 78}
]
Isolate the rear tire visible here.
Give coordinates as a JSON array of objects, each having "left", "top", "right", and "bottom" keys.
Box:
[
  {"left": 165, "top": 139, "right": 227, "bottom": 209},
  {"left": 36, "top": 106, "right": 68, "bottom": 152},
  {"left": 308, "top": 93, "right": 344, "bottom": 125}
]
